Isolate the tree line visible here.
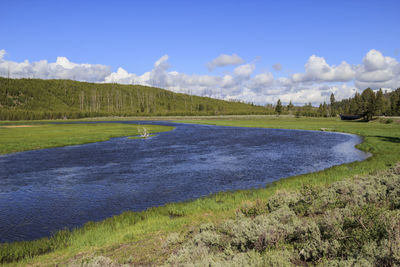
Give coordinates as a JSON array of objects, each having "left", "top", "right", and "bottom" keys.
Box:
[{"left": 273, "top": 87, "right": 400, "bottom": 120}]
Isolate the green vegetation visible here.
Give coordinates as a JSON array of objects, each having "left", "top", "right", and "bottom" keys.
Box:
[
  {"left": 166, "top": 166, "right": 400, "bottom": 266},
  {"left": 271, "top": 88, "right": 400, "bottom": 119},
  {"left": 0, "top": 77, "right": 269, "bottom": 120},
  {"left": 334, "top": 88, "right": 400, "bottom": 119},
  {"left": 1, "top": 116, "right": 399, "bottom": 266},
  {"left": 274, "top": 99, "right": 282, "bottom": 115},
  {"left": 0, "top": 123, "right": 174, "bottom": 155}
]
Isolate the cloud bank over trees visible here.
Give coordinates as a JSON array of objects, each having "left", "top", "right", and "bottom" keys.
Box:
[{"left": 0, "top": 49, "right": 399, "bottom": 105}]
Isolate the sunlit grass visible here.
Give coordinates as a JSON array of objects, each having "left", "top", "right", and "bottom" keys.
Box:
[{"left": 0, "top": 123, "right": 174, "bottom": 155}]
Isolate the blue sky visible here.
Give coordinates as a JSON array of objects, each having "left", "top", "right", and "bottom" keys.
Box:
[{"left": 1, "top": 0, "right": 399, "bottom": 104}]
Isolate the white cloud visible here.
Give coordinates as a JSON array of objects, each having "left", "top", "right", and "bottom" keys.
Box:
[
  {"left": 291, "top": 55, "right": 355, "bottom": 83},
  {"left": 355, "top": 49, "right": 400, "bottom": 89},
  {"left": 248, "top": 72, "right": 274, "bottom": 93},
  {"left": 363, "top": 49, "right": 387, "bottom": 71},
  {"left": 269, "top": 83, "right": 358, "bottom": 106},
  {"left": 1, "top": 48, "right": 399, "bottom": 106},
  {"left": 104, "top": 67, "right": 138, "bottom": 84},
  {"left": 0, "top": 52, "right": 111, "bottom": 82},
  {"left": 233, "top": 63, "right": 255, "bottom": 77},
  {"left": 207, "top": 53, "right": 244, "bottom": 71},
  {"left": 0, "top": 49, "right": 6, "bottom": 60}
]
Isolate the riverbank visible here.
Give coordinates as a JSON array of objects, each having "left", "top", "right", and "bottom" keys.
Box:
[{"left": 1, "top": 116, "right": 399, "bottom": 266}]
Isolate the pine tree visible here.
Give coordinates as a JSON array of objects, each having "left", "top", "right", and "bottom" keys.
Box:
[
  {"left": 287, "top": 100, "right": 294, "bottom": 112},
  {"left": 390, "top": 91, "right": 400, "bottom": 115},
  {"left": 322, "top": 102, "right": 328, "bottom": 117},
  {"left": 375, "top": 88, "right": 384, "bottom": 115},
  {"left": 330, "top": 93, "right": 336, "bottom": 117},
  {"left": 275, "top": 99, "right": 282, "bottom": 115},
  {"left": 330, "top": 93, "right": 335, "bottom": 105},
  {"left": 360, "top": 88, "right": 376, "bottom": 121},
  {"left": 349, "top": 95, "right": 359, "bottom": 114}
]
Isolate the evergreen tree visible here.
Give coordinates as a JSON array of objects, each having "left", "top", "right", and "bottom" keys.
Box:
[
  {"left": 360, "top": 88, "right": 376, "bottom": 121},
  {"left": 354, "top": 92, "right": 362, "bottom": 114},
  {"left": 375, "top": 88, "right": 384, "bottom": 115},
  {"left": 275, "top": 99, "right": 282, "bottom": 115},
  {"left": 390, "top": 91, "right": 400, "bottom": 115},
  {"left": 349, "top": 93, "right": 360, "bottom": 114},
  {"left": 330, "top": 93, "right": 336, "bottom": 117},
  {"left": 322, "top": 102, "right": 328, "bottom": 117},
  {"left": 287, "top": 100, "right": 294, "bottom": 112},
  {"left": 330, "top": 93, "right": 336, "bottom": 105},
  {"left": 396, "top": 96, "right": 400, "bottom": 115}
]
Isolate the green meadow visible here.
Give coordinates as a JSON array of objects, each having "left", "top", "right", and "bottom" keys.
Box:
[{"left": 0, "top": 116, "right": 399, "bottom": 266}]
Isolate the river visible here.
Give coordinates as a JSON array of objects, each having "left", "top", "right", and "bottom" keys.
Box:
[{"left": 0, "top": 121, "right": 369, "bottom": 242}]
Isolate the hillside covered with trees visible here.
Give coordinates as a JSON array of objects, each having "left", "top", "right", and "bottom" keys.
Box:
[{"left": 0, "top": 77, "right": 269, "bottom": 120}]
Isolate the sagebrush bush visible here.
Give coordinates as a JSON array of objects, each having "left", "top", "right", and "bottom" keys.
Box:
[
  {"left": 238, "top": 199, "right": 267, "bottom": 218},
  {"left": 68, "top": 255, "right": 126, "bottom": 267},
  {"left": 166, "top": 165, "right": 400, "bottom": 266}
]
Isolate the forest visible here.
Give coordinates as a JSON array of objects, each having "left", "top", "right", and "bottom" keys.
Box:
[
  {"left": 275, "top": 87, "right": 400, "bottom": 120},
  {"left": 0, "top": 77, "right": 269, "bottom": 120}
]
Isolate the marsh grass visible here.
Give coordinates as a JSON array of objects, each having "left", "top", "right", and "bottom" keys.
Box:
[{"left": 1, "top": 116, "right": 400, "bottom": 265}]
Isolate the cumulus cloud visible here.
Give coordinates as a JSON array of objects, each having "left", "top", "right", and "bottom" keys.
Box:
[
  {"left": 363, "top": 49, "right": 387, "bottom": 71},
  {"left": 233, "top": 64, "right": 255, "bottom": 77},
  {"left": 103, "top": 67, "right": 138, "bottom": 84},
  {"left": 291, "top": 55, "right": 355, "bottom": 83},
  {"left": 355, "top": 49, "right": 400, "bottom": 89},
  {"left": 1, "top": 48, "right": 399, "bottom": 106},
  {"left": 267, "top": 83, "right": 358, "bottom": 106},
  {"left": 207, "top": 53, "right": 244, "bottom": 71},
  {"left": 0, "top": 52, "right": 111, "bottom": 82},
  {"left": 248, "top": 72, "right": 274, "bottom": 93}
]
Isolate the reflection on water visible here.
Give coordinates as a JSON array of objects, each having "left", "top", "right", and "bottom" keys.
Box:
[{"left": 0, "top": 121, "right": 369, "bottom": 242}]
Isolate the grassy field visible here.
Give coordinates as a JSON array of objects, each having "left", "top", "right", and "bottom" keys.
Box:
[
  {"left": 1, "top": 116, "right": 399, "bottom": 266},
  {"left": 0, "top": 123, "right": 174, "bottom": 155}
]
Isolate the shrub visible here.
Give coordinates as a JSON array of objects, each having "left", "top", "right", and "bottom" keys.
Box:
[
  {"left": 238, "top": 199, "right": 267, "bottom": 217},
  {"left": 166, "top": 165, "right": 400, "bottom": 266},
  {"left": 69, "top": 256, "right": 125, "bottom": 267}
]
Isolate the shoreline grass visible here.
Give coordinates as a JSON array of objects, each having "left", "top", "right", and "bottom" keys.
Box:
[{"left": 1, "top": 116, "right": 399, "bottom": 266}]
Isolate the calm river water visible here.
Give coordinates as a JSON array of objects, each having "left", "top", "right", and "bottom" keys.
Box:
[{"left": 0, "top": 121, "right": 369, "bottom": 242}]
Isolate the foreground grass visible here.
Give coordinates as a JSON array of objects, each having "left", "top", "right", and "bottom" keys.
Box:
[
  {"left": 0, "top": 123, "right": 174, "bottom": 155},
  {"left": 1, "top": 116, "right": 400, "bottom": 266}
]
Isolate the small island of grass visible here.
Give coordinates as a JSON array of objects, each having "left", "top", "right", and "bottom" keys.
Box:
[{"left": 0, "top": 122, "right": 174, "bottom": 155}]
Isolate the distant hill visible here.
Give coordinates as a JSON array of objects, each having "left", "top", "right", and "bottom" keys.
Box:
[{"left": 0, "top": 77, "right": 270, "bottom": 120}]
